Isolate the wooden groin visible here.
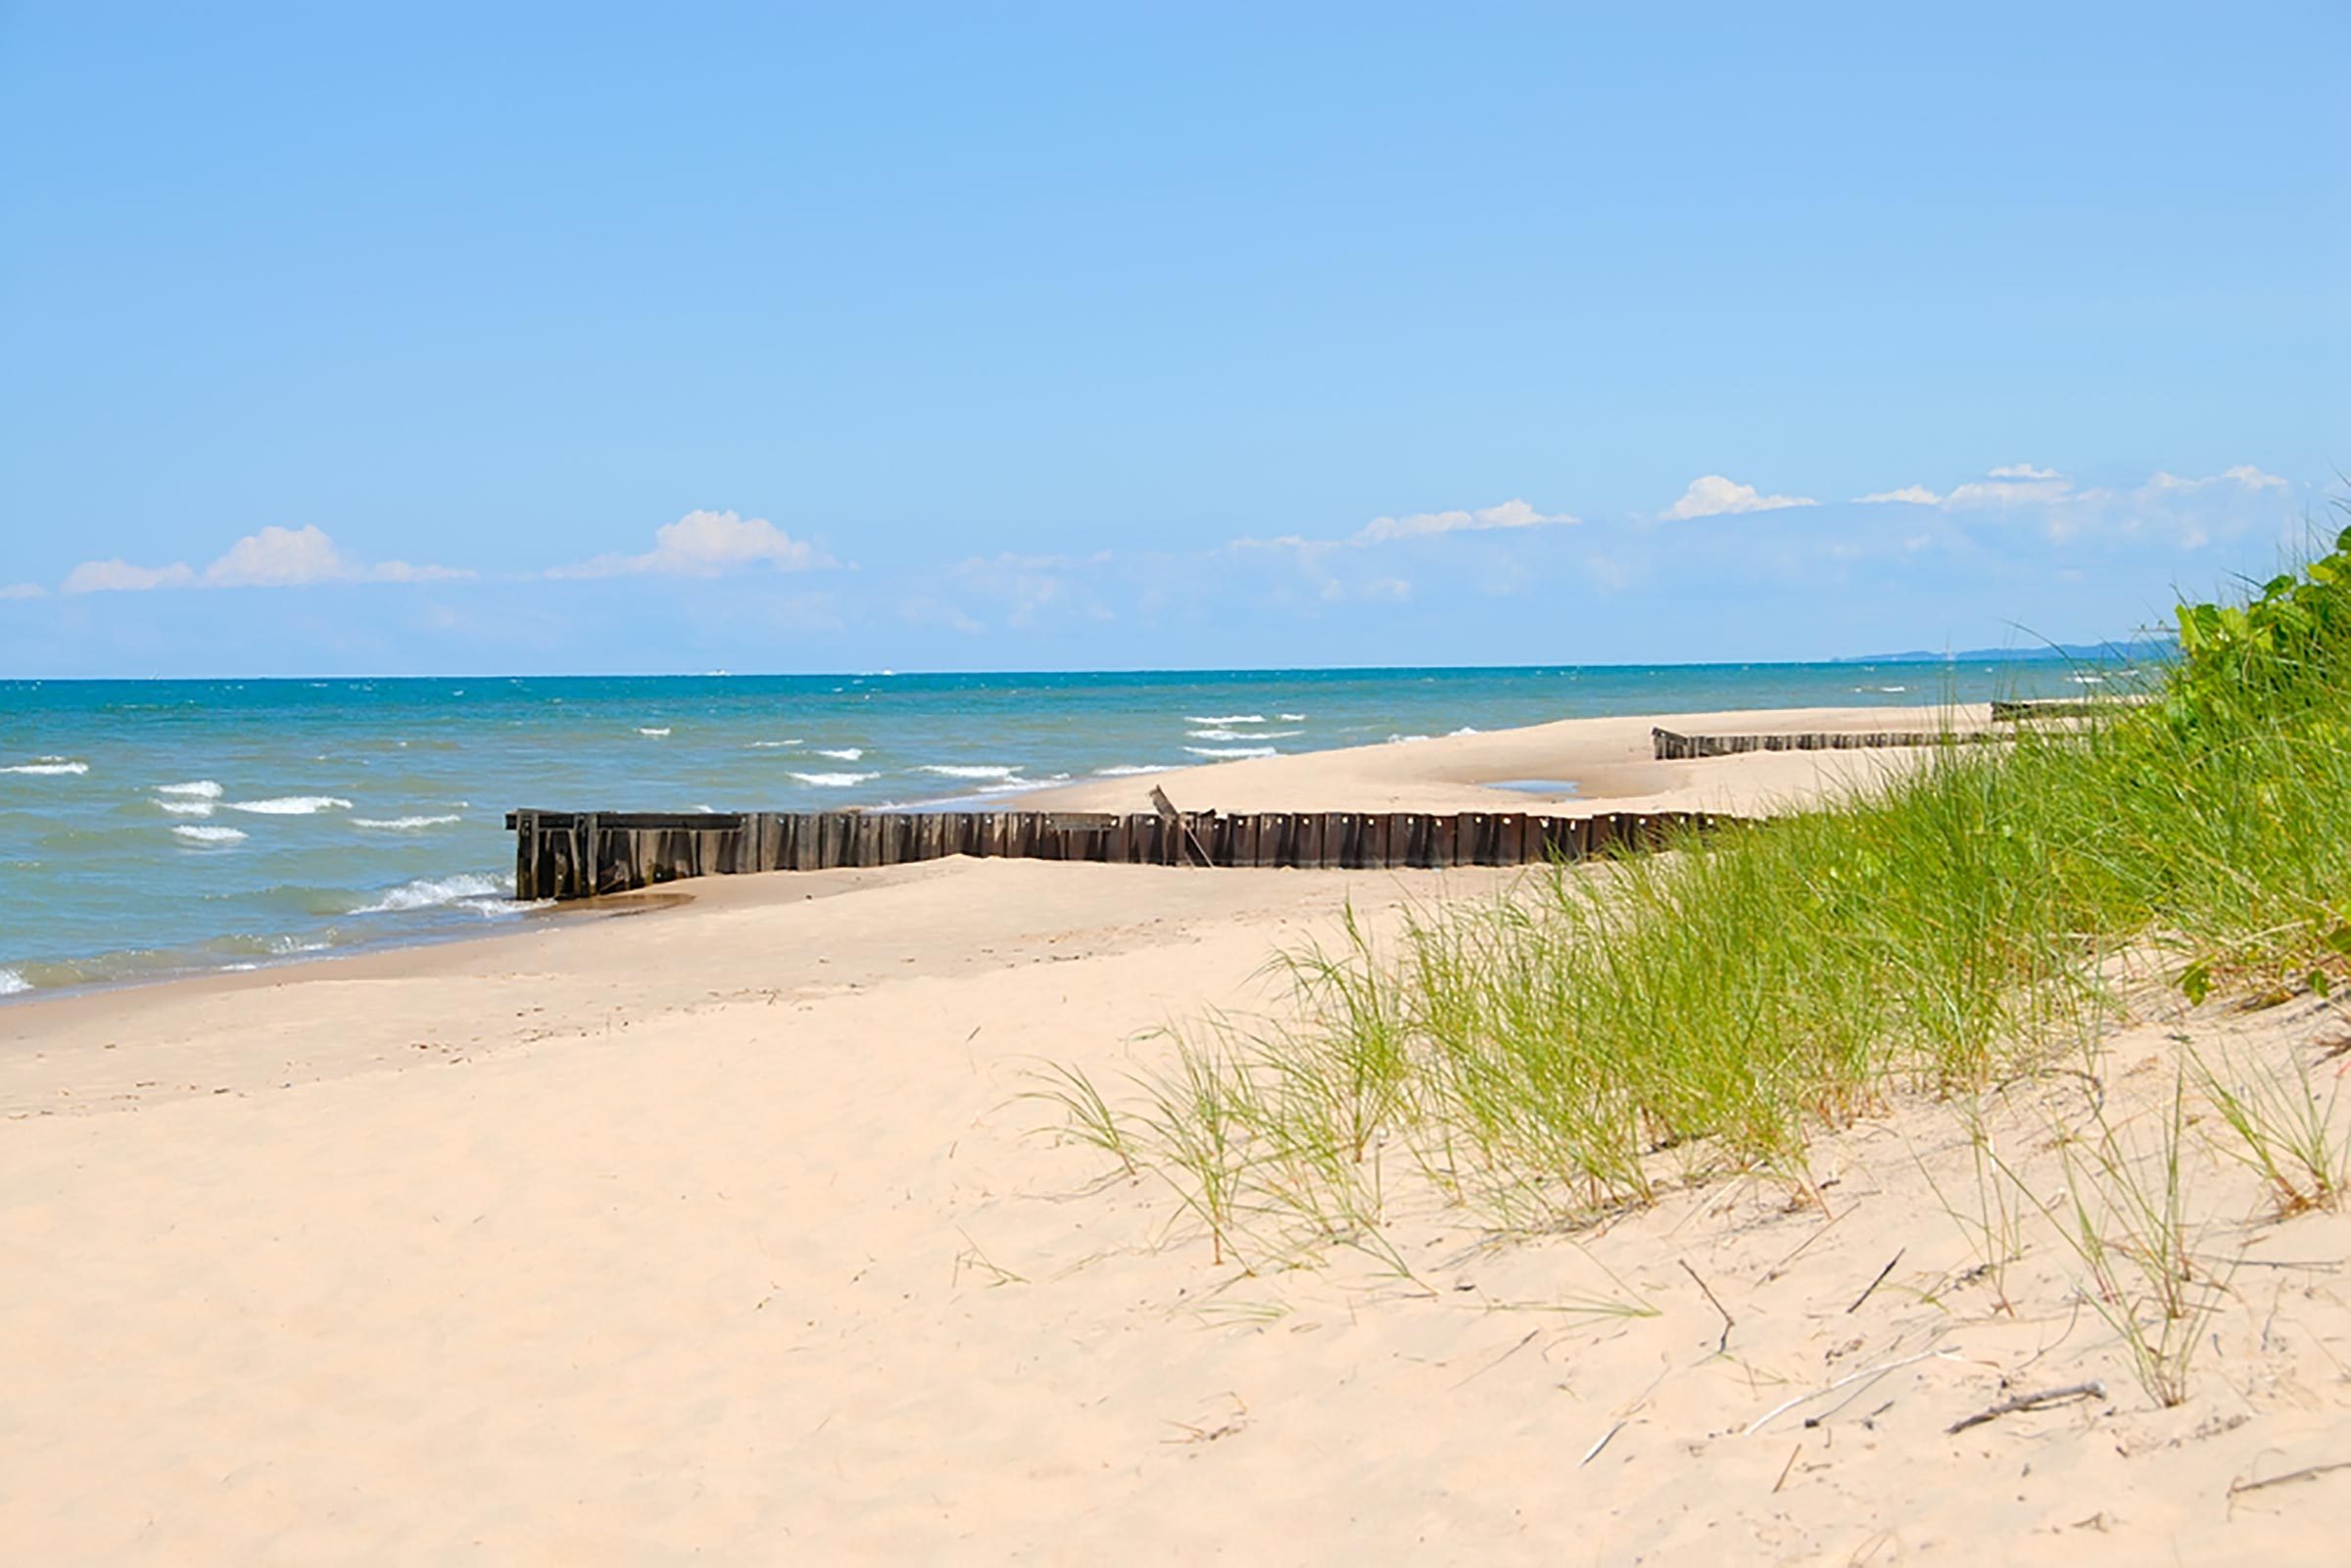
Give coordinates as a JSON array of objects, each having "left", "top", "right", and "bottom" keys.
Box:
[
  {"left": 1989, "top": 695, "right": 2143, "bottom": 721},
  {"left": 504, "top": 806, "right": 1744, "bottom": 901},
  {"left": 1651, "top": 727, "right": 2000, "bottom": 761}
]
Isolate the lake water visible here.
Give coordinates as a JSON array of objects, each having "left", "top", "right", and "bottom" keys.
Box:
[{"left": 0, "top": 660, "right": 2107, "bottom": 995}]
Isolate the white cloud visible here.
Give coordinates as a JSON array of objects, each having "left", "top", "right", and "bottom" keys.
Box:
[
  {"left": 1858, "top": 463, "right": 2289, "bottom": 521},
  {"left": 550, "top": 509, "right": 834, "bottom": 579},
  {"left": 1853, "top": 464, "right": 2074, "bottom": 509},
  {"left": 366, "top": 559, "right": 475, "bottom": 583},
  {"left": 1944, "top": 471, "right": 2075, "bottom": 508},
  {"left": 1232, "top": 498, "right": 1576, "bottom": 553},
  {"left": 62, "top": 559, "right": 199, "bottom": 594},
  {"left": 60, "top": 525, "right": 471, "bottom": 594},
  {"left": 0, "top": 582, "right": 48, "bottom": 600},
  {"left": 2143, "top": 464, "right": 2287, "bottom": 494},
  {"left": 1833, "top": 460, "right": 2296, "bottom": 562},
  {"left": 1661, "top": 475, "right": 1818, "bottom": 520},
  {"left": 204, "top": 524, "right": 354, "bottom": 587},
  {"left": 1349, "top": 499, "right": 1577, "bottom": 545}
]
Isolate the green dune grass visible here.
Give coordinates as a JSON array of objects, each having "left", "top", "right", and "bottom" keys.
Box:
[{"left": 1051, "top": 524, "right": 2351, "bottom": 1258}]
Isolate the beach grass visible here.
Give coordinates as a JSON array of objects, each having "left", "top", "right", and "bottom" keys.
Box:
[{"left": 1060, "top": 521, "right": 2351, "bottom": 1261}]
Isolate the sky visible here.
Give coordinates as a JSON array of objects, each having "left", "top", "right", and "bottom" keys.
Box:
[{"left": 2, "top": 3, "right": 2344, "bottom": 678}]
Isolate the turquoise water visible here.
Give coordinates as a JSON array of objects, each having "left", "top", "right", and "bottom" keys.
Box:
[{"left": 0, "top": 662, "right": 2104, "bottom": 995}]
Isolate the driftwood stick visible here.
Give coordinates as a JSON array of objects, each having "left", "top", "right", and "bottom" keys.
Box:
[
  {"left": 1847, "top": 1248, "right": 1905, "bottom": 1313},
  {"left": 1944, "top": 1380, "right": 2105, "bottom": 1435},
  {"left": 1679, "top": 1259, "right": 1735, "bottom": 1354},
  {"left": 2229, "top": 1458, "right": 2351, "bottom": 1497}
]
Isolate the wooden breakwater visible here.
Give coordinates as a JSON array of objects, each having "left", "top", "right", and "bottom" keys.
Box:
[
  {"left": 1989, "top": 695, "right": 2144, "bottom": 721},
  {"left": 1651, "top": 726, "right": 2001, "bottom": 761},
  {"left": 505, "top": 806, "right": 1743, "bottom": 901}
]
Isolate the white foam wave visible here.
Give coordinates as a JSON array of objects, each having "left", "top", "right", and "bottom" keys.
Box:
[
  {"left": 353, "top": 814, "right": 462, "bottom": 831},
  {"left": 157, "top": 798, "right": 216, "bottom": 817},
  {"left": 1188, "top": 728, "right": 1302, "bottom": 741},
  {"left": 1094, "top": 764, "right": 1177, "bottom": 777},
  {"left": 0, "top": 968, "right": 28, "bottom": 996},
  {"left": 1449, "top": 726, "right": 1480, "bottom": 736},
  {"left": 749, "top": 739, "right": 803, "bottom": 748},
  {"left": 226, "top": 796, "right": 354, "bottom": 816},
  {"left": 353, "top": 872, "right": 508, "bottom": 914},
  {"left": 815, "top": 746, "right": 864, "bottom": 760},
  {"left": 1386, "top": 734, "right": 1432, "bottom": 744},
  {"left": 2069, "top": 673, "right": 2106, "bottom": 686},
  {"left": 1184, "top": 745, "right": 1276, "bottom": 759},
  {"left": 1183, "top": 714, "right": 1265, "bottom": 725},
  {"left": 638, "top": 727, "right": 672, "bottom": 736},
  {"left": 1278, "top": 713, "right": 1308, "bottom": 722},
  {"left": 791, "top": 772, "right": 880, "bottom": 787},
  {"left": 915, "top": 764, "right": 1019, "bottom": 780},
  {"left": 268, "top": 936, "right": 332, "bottom": 956},
  {"left": 173, "top": 825, "right": 249, "bottom": 844},
  {"left": 158, "top": 780, "right": 223, "bottom": 798},
  {"left": 2, "top": 757, "right": 87, "bottom": 776}
]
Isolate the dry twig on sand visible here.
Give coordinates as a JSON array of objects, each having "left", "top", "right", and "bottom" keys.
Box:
[
  {"left": 1679, "top": 1259, "right": 1734, "bottom": 1354},
  {"left": 2229, "top": 1459, "right": 2351, "bottom": 1498},
  {"left": 1944, "top": 1380, "right": 2105, "bottom": 1435}
]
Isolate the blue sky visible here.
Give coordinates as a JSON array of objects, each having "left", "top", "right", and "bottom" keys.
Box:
[{"left": 2, "top": 3, "right": 2343, "bottom": 676}]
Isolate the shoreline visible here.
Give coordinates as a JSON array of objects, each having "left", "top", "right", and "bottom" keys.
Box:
[{"left": 0, "top": 701, "right": 1970, "bottom": 1014}]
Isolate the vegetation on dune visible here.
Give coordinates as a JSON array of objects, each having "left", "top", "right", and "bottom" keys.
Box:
[{"left": 1043, "top": 523, "right": 2351, "bottom": 1289}]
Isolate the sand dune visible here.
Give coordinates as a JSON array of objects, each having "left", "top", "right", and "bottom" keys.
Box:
[{"left": 2, "top": 711, "right": 2342, "bottom": 1563}]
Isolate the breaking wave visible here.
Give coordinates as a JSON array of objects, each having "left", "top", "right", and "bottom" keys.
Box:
[{"left": 351, "top": 873, "right": 509, "bottom": 915}]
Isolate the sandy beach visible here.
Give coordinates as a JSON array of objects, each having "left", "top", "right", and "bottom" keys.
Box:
[{"left": 4, "top": 706, "right": 2342, "bottom": 1564}]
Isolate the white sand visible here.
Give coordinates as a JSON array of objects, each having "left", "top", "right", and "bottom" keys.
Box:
[
  {"left": 2, "top": 709, "right": 2342, "bottom": 1563},
  {"left": 1028, "top": 702, "right": 1988, "bottom": 816}
]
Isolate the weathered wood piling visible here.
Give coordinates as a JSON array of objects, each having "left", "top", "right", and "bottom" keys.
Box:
[
  {"left": 504, "top": 805, "right": 1742, "bottom": 901},
  {"left": 1988, "top": 695, "right": 2141, "bottom": 721},
  {"left": 1650, "top": 727, "right": 1999, "bottom": 760}
]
